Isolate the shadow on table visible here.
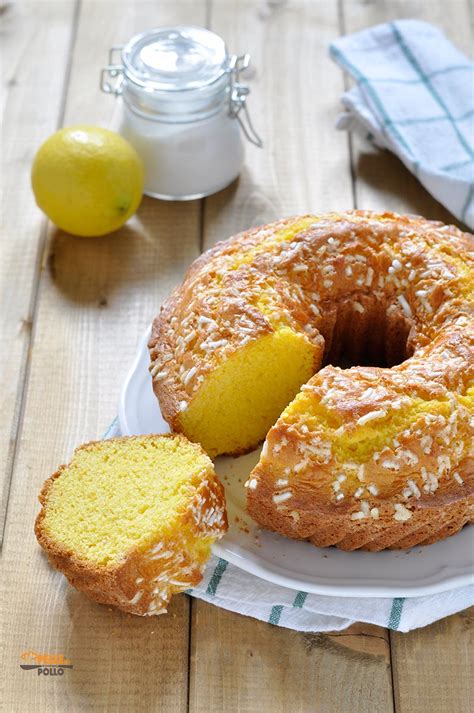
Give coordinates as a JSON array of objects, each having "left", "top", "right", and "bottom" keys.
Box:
[
  {"left": 61, "top": 585, "right": 190, "bottom": 709},
  {"left": 353, "top": 147, "right": 463, "bottom": 228},
  {"left": 46, "top": 195, "right": 202, "bottom": 305}
]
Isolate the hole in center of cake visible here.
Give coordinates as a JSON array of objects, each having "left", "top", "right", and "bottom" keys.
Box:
[{"left": 319, "top": 295, "right": 413, "bottom": 369}]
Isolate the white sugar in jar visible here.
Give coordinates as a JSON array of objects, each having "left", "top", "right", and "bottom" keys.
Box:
[{"left": 101, "top": 26, "right": 262, "bottom": 200}]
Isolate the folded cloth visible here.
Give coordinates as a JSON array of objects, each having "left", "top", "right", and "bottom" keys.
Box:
[
  {"left": 330, "top": 19, "right": 474, "bottom": 229},
  {"left": 105, "top": 417, "right": 473, "bottom": 632}
]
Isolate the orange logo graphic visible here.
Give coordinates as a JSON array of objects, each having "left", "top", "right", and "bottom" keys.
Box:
[{"left": 20, "top": 650, "right": 73, "bottom": 675}]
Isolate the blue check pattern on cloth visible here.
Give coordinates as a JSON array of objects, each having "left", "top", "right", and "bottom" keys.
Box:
[
  {"left": 104, "top": 418, "right": 473, "bottom": 632},
  {"left": 330, "top": 19, "right": 474, "bottom": 228}
]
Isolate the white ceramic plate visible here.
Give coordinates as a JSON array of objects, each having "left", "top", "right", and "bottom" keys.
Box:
[{"left": 119, "top": 328, "right": 474, "bottom": 598}]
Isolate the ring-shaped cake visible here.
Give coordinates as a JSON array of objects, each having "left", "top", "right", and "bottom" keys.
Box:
[{"left": 149, "top": 211, "right": 473, "bottom": 550}]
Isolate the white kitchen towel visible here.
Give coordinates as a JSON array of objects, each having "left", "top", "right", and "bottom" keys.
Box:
[
  {"left": 104, "top": 418, "right": 473, "bottom": 633},
  {"left": 330, "top": 19, "right": 474, "bottom": 229}
]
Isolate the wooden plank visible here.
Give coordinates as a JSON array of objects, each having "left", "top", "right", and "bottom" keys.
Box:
[
  {"left": 190, "top": 603, "right": 392, "bottom": 713},
  {"left": 342, "top": 2, "right": 474, "bottom": 711},
  {"left": 390, "top": 609, "right": 473, "bottom": 713},
  {"left": 0, "top": 0, "right": 77, "bottom": 540},
  {"left": 1, "top": 2, "right": 206, "bottom": 712},
  {"left": 191, "top": 2, "right": 393, "bottom": 712},
  {"left": 202, "top": 0, "right": 354, "bottom": 243}
]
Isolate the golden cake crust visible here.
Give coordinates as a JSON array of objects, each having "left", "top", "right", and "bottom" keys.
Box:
[
  {"left": 35, "top": 435, "right": 228, "bottom": 615},
  {"left": 150, "top": 210, "right": 473, "bottom": 550},
  {"left": 149, "top": 211, "right": 472, "bottom": 440}
]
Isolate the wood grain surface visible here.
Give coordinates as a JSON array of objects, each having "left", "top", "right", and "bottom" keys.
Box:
[
  {"left": 1, "top": 1, "right": 472, "bottom": 712},
  {"left": 0, "top": 0, "right": 77, "bottom": 543}
]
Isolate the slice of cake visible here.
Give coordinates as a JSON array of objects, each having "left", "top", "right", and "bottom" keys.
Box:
[{"left": 35, "top": 434, "right": 227, "bottom": 615}]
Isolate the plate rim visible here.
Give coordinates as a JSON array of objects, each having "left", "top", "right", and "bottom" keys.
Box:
[
  {"left": 212, "top": 540, "right": 474, "bottom": 598},
  {"left": 119, "top": 326, "right": 474, "bottom": 599}
]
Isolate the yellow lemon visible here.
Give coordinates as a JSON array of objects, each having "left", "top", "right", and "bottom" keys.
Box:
[{"left": 31, "top": 126, "right": 144, "bottom": 237}]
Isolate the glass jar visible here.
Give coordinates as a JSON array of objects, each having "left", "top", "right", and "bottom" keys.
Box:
[{"left": 100, "top": 26, "right": 262, "bottom": 201}]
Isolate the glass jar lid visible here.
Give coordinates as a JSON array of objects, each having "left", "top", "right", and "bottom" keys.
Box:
[
  {"left": 122, "top": 26, "right": 228, "bottom": 92},
  {"left": 100, "top": 27, "right": 263, "bottom": 145}
]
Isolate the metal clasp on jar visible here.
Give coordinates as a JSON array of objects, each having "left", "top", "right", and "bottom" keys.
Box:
[
  {"left": 100, "top": 46, "right": 124, "bottom": 95},
  {"left": 227, "top": 54, "right": 263, "bottom": 148},
  {"left": 100, "top": 46, "right": 263, "bottom": 148}
]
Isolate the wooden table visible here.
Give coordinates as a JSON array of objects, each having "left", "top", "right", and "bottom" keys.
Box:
[{"left": 1, "top": 1, "right": 473, "bottom": 711}]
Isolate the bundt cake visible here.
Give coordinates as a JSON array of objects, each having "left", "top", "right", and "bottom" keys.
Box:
[
  {"left": 150, "top": 210, "right": 473, "bottom": 550},
  {"left": 35, "top": 435, "right": 227, "bottom": 614}
]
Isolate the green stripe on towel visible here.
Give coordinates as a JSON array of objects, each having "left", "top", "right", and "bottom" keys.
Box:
[
  {"left": 389, "top": 108, "right": 474, "bottom": 126},
  {"left": 206, "top": 558, "right": 228, "bottom": 596},
  {"left": 442, "top": 158, "right": 473, "bottom": 172},
  {"left": 367, "top": 64, "right": 473, "bottom": 85},
  {"left": 102, "top": 416, "right": 119, "bottom": 439},
  {"left": 388, "top": 597, "right": 405, "bottom": 630},
  {"left": 269, "top": 605, "right": 284, "bottom": 625},
  {"left": 293, "top": 591, "right": 308, "bottom": 608}
]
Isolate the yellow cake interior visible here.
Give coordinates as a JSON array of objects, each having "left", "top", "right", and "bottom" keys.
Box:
[
  {"left": 41, "top": 437, "right": 213, "bottom": 566},
  {"left": 180, "top": 327, "right": 318, "bottom": 456}
]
